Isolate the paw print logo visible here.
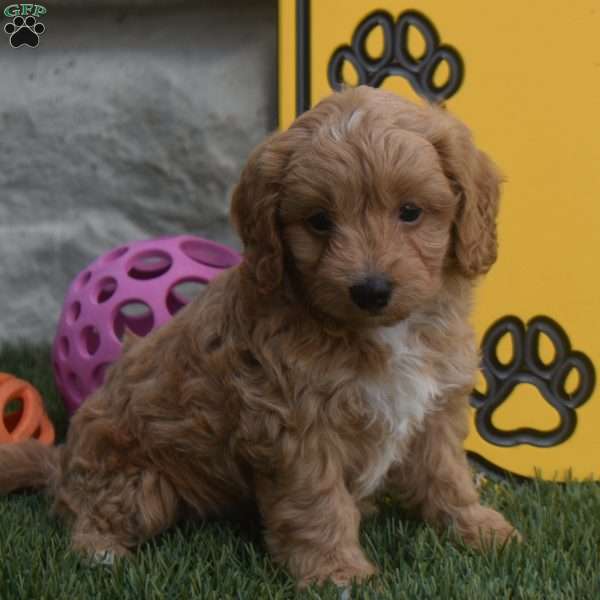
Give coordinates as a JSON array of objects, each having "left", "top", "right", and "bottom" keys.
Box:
[
  {"left": 327, "top": 10, "right": 464, "bottom": 104},
  {"left": 4, "top": 15, "right": 45, "bottom": 48},
  {"left": 471, "top": 316, "right": 596, "bottom": 447}
]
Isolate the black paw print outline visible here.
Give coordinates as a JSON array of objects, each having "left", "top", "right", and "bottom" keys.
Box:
[
  {"left": 327, "top": 9, "right": 464, "bottom": 104},
  {"left": 471, "top": 315, "right": 596, "bottom": 447},
  {"left": 4, "top": 15, "right": 45, "bottom": 48}
]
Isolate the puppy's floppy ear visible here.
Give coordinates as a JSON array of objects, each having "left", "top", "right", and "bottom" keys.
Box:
[
  {"left": 230, "top": 129, "right": 297, "bottom": 293},
  {"left": 429, "top": 113, "right": 503, "bottom": 278}
]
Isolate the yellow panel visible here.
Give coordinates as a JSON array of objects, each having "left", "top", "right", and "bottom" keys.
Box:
[
  {"left": 279, "top": 0, "right": 600, "bottom": 480},
  {"left": 491, "top": 384, "right": 561, "bottom": 433}
]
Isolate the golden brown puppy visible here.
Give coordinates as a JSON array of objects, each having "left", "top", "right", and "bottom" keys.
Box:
[{"left": 0, "top": 86, "right": 519, "bottom": 587}]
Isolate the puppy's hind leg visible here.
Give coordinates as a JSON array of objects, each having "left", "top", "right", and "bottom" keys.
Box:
[{"left": 64, "top": 469, "right": 180, "bottom": 563}]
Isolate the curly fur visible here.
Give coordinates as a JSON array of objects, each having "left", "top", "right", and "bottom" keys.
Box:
[{"left": 0, "top": 86, "right": 518, "bottom": 587}]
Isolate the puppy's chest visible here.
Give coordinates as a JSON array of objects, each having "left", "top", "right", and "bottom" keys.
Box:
[
  {"left": 350, "top": 324, "right": 445, "bottom": 498},
  {"left": 359, "top": 333, "right": 441, "bottom": 435}
]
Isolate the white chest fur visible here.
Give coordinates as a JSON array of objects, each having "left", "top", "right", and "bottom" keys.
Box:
[{"left": 354, "top": 318, "right": 445, "bottom": 499}]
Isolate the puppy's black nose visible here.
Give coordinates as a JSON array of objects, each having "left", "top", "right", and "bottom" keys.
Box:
[{"left": 349, "top": 276, "right": 393, "bottom": 311}]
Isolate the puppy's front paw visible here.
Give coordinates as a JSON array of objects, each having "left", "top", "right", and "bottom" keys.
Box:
[
  {"left": 71, "top": 531, "right": 131, "bottom": 566},
  {"left": 455, "top": 504, "right": 521, "bottom": 550},
  {"left": 297, "top": 548, "right": 377, "bottom": 589}
]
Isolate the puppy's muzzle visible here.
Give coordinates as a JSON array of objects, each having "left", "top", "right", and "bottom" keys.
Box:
[{"left": 349, "top": 275, "right": 393, "bottom": 311}]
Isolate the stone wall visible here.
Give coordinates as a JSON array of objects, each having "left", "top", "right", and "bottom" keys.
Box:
[{"left": 0, "top": 0, "right": 277, "bottom": 343}]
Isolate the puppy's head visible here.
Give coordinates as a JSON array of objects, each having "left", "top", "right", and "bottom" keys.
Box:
[{"left": 231, "top": 86, "right": 501, "bottom": 327}]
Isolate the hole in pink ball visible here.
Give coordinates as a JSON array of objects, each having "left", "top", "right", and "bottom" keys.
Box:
[
  {"left": 77, "top": 270, "right": 92, "bottom": 289},
  {"left": 81, "top": 325, "right": 101, "bottom": 356},
  {"left": 59, "top": 336, "right": 70, "bottom": 359},
  {"left": 103, "top": 246, "right": 129, "bottom": 263},
  {"left": 97, "top": 277, "right": 118, "bottom": 304},
  {"left": 67, "top": 301, "right": 81, "bottom": 325},
  {"left": 67, "top": 371, "right": 84, "bottom": 401},
  {"left": 92, "top": 362, "right": 111, "bottom": 387},
  {"left": 166, "top": 280, "right": 208, "bottom": 316},
  {"left": 180, "top": 239, "right": 239, "bottom": 269},
  {"left": 113, "top": 301, "right": 155, "bottom": 340},
  {"left": 127, "top": 250, "right": 173, "bottom": 280}
]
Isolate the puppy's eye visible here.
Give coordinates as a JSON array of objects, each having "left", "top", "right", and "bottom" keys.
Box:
[
  {"left": 307, "top": 211, "right": 334, "bottom": 233},
  {"left": 398, "top": 203, "right": 423, "bottom": 223}
]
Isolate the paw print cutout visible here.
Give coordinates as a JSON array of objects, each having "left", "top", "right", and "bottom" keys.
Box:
[
  {"left": 327, "top": 9, "right": 464, "bottom": 104},
  {"left": 4, "top": 15, "right": 45, "bottom": 48},
  {"left": 471, "top": 316, "right": 596, "bottom": 447}
]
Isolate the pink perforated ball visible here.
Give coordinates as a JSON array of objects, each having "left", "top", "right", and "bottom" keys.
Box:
[{"left": 52, "top": 235, "right": 242, "bottom": 415}]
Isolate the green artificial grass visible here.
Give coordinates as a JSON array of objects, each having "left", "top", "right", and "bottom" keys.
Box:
[{"left": 1, "top": 343, "right": 600, "bottom": 599}]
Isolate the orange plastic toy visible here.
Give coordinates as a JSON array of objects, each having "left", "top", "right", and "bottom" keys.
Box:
[{"left": 0, "top": 373, "right": 55, "bottom": 445}]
